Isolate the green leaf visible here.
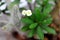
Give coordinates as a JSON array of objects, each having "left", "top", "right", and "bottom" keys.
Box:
[
  {"left": 37, "top": 26, "right": 44, "bottom": 40},
  {"left": 34, "top": 7, "right": 42, "bottom": 21},
  {"left": 43, "top": 4, "right": 53, "bottom": 14},
  {"left": 21, "top": 26, "right": 29, "bottom": 32},
  {"left": 43, "top": 0, "right": 49, "bottom": 5},
  {"left": 21, "top": 17, "right": 34, "bottom": 24},
  {"left": 36, "top": 0, "right": 40, "bottom": 4},
  {"left": 42, "top": 17, "right": 52, "bottom": 25},
  {"left": 29, "top": 23, "right": 38, "bottom": 29},
  {"left": 27, "top": 0, "right": 32, "bottom": 3},
  {"left": 28, "top": 30, "right": 34, "bottom": 38},
  {"left": 14, "top": 0, "right": 20, "bottom": 4},
  {"left": 42, "top": 26, "right": 56, "bottom": 35},
  {"left": 31, "top": 7, "right": 42, "bottom": 21}
]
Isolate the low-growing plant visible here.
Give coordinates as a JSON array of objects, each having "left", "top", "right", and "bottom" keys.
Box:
[{"left": 21, "top": 0, "right": 56, "bottom": 40}]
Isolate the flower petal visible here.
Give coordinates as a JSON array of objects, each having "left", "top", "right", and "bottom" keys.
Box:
[
  {"left": 22, "top": 10, "right": 27, "bottom": 16},
  {"left": 26, "top": 10, "right": 32, "bottom": 16}
]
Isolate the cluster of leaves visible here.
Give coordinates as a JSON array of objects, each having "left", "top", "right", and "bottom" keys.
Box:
[{"left": 21, "top": 0, "right": 56, "bottom": 40}]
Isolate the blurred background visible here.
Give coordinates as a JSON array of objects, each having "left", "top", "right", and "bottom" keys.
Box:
[{"left": 0, "top": 0, "right": 60, "bottom": 40}]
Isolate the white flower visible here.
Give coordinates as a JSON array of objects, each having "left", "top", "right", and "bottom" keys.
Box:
[
  {"left": 22, "top": 10, "right": 27, "bottom": 16},
  {"left": 26, "top": 10, "right": 32, "bottom": 16},
  {"left": 22, "top": 10, "right": 32, "bottom": 16}
]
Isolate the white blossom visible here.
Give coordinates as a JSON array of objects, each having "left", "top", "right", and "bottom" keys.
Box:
[
  {"left": 22, "top": 10, "right": 32, "bottom": 16},
  {"left": 26, "top": 10, "right": 32, "bottom": 16},
  {"left": 22, "top": 10, "right": 27, "bottom": 16}
]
